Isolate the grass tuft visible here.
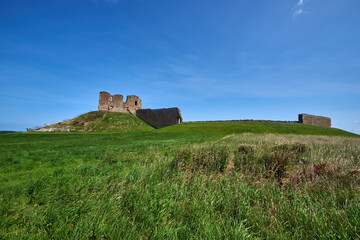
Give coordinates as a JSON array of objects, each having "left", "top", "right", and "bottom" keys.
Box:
[{"left": 172, "top": 144, "right": 230, "bottom": 173}]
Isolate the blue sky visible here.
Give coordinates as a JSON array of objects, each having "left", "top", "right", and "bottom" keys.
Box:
[{"left": 1, "top": 0, "right": 359, "bottom": 133}]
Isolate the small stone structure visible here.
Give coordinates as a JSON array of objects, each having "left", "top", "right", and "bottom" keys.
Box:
[
  {"left": 136, "top": 108, "right": 183, "bottom": 129},
  {"left": 98, "top": 91, "right": 141, "bottom": 115},
  {"left": 298, "top": 114, "right": 331, "bottom": 127}
]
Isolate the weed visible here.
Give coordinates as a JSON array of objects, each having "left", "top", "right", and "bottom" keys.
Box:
[
  {"left": 313, "top": 162, "right": 327, "bottom": 176},
  {"left": 263, "top": 152, "right": 291, "bottom": 183}
]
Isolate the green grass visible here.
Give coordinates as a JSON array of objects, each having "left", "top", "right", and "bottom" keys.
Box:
[
  {"left": 40, "top": 111, "right": 358, "bottom": 137},
  {"left": 161, "top": 121, "right": 358, "bottom": 137},
  {"left": 1, "top": 122, "right": 359, "bottom": 239},
  {"left": 39, "top": 111, "right": 153, "bottom": 132}
]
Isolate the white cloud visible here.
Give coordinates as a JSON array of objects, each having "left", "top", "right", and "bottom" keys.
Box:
[
  {"left": 353, "top": 120, "right": 360, "bottom": 124},
  {"left": 292, "top": 0, "right": 308, "bottom": 18},
  {"left": 293, "top": 9, "right": 305, "bottom": 17}
]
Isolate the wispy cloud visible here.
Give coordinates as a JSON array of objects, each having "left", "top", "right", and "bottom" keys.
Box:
[
  {"left": 292, "top": 0, "right": 307, "bottom": 18},
  {"left": 353, "top": 120, "right": 360, "bottom": 124},
  {"left": 293, "top": 9, "right": 305, "bottom": 17}
]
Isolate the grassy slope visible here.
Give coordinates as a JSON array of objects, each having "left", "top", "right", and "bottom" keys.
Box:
[
  {"left": 40, "top": 111, "right": 153, "bottom": 132},
  {"left": 1, "top": 121, "right": 359, "bottom": 238},
  {"left": 161, "top": 121, "right": 358, "bottom": 137}
]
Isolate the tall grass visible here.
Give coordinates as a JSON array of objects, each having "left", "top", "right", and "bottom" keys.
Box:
[{"left": 1, "top": 132, "right": 359, "bottom": 239}]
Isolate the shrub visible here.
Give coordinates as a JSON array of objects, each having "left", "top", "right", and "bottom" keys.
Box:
[{"left": 263, "top": 151, "right": 291, "bottom": 182}]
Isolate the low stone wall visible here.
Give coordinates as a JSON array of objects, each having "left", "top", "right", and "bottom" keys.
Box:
[
  {"left": 298, "top": 114, "right": 331, "bottom": 127},
  {"left": 35, "top": 128, "right": 70, "bottom": 132},
  {"left": 185, "top": 120, "right": 298, "bottom": 123},
  {"left": 136, "top": 108, "right": 183, "bottom": 129}
]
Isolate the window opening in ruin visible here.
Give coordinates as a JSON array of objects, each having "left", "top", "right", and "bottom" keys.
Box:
[
  {"left": 110, "top": 96, "right": 113, "bottom": 101},
  {"left": 110, "top": 106, "right": 113, "bottom": 109},
  {"left": 135, "top": 101, "right": 137, "bottom": 106},
  {"left": 177, "top": 118, "right": 181, "bottom": 124}
]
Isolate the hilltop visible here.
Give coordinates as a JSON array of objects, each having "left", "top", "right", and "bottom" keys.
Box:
[
  {"left": 36, "top": 111, "right": 359, "bottom": 137},
  {"left": 38, "top": 111, "right": 153, "bottom": 132}
]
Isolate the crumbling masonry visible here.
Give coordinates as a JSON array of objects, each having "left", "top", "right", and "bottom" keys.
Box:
[
  {"left": 98, "top": 91, "right": 183, "bottom": 128},
  {"left": 98, "top": 91, "right": 142, "bottom": 115},
  {"left": 98, "top": 92, "right": 331, "bottom": 129}
]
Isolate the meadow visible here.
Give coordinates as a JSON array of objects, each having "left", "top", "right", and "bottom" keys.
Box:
[{"left": 1, "top": 121, "right": 359, "bottom": 239}]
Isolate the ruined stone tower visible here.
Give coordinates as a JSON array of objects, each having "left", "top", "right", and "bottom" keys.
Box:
[
  {"left": 98, "top": 91, "right": 142, "bottom": 114},
  {"left": 98, "top": 91, "right": 183, "bottom": 128}
]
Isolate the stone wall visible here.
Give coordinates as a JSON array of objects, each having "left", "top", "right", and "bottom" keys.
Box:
[
  {"left": 98, "top": 91, "right": 112, "bottom": 111},
  {"left": 125, "top": 95, "right": 142, "bottom": 114},
  {"left": 186, "top": 120, "right": 298, "bottom": 123},
  {"left": 98, "top": 92, "right": 331, "bottom": 129},
  {"left": 136, "top": 108, "right": 183, "bottom": 129},
  {"left": 98, "top": 91, "right": 142, "bottom": 114},
  {"left": 298, "top": 114, "right": 331, "bottom": 127}
]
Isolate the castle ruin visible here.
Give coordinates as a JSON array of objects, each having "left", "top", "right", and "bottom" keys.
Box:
[
  {"left": 98, "top": 91, "right": 183, "bottom": 128},
  {"left": 98, "top": 92, "right": 331, "bottom": 129},
  {"left": 98, "top": 91, "right": 141, "bottom": 115}
]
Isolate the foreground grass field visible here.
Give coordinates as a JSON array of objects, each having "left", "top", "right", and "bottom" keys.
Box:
[{"left": 1, "top": 122, "right": 359, "bottom": 239}]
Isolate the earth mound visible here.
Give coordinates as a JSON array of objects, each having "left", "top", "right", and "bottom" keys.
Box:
[{"left": 38, "top": 111, "right": 153, "bottom": 132}]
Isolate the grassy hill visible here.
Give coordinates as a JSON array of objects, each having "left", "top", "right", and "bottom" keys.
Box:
[
  {"left": 39, "top": 111, "right": 358, "bottom": 137},
  {"left": 38, "top": 111, "right": 153, "bottom": 132},
  {"left": 1, "top": 116, "right": 359, "bottom": 238}
]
